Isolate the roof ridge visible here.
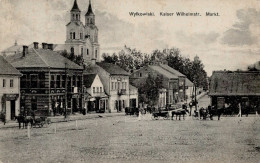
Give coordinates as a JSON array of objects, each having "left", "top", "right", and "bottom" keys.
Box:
[{"left": 32, "top": 48, "right": 50, "bottom": 67}]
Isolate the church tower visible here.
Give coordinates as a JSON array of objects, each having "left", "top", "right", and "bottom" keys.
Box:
[
  {"left": 64, "top": 0, "right": 100, "bottom": 64},
  {"left": 70, "top": 0, "right": 81, "bottom": 23},
  {"left": 85, "top": 0, "right": 95, "bottom": 26}
]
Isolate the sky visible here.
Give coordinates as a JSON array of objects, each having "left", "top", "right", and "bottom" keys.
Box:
[{"left": 0, "top": 0, "right": 260, "bottom": 76}]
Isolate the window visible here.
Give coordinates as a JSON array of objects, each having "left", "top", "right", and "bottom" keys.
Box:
[
  {"left": 50, "top": 75, "right": 55, "bottom": 88},
  {"left": 123, "top": 100, "right": 125, "bottom": 108},
  {"left": 111, "top": 82, "right": 114, "bottom": 90},
  {"left": 95, "top": 50, "right": 97, "bottom": 58},
  {"left": 139, "top": 73, "right": 142, "bottom": 77},
  {"left": 70, "top": 32, "right": 73, "bottom": 39},
  {"left": 3, "top": 79, "right": 6, "bottom": 87},
  {"left": 10, "top": 79, "right": 14, "bottom": 87},
  {"left": 31, "top": 75, "right": 38, "bottom": 88},
  {"left": 81, "top": 47, "right": 83, "bottom": 56},
  {"left": 73, "top": 14, "right": 75, "bottom": 20},
  {"left": 93, "top": 87, "right": 95, "bottom": 93},
  {"left": 87, "top": 18, "right": 89, "bottom": 24},
  {"left": 90, "top": 18, "right": 92, "bottom": 24},
  {"left": 71, "top": 47, "right": 74, "bottom": 54},
  {"left": 62, "top": 75, "right": 66, "bottom": 88},
  {"left": 77, "top": 76, "right": 81, "bottom": 87},
  {"left": 73, "top": 32, "right": 76, "bottom": 39},
  {"left": 76, "top": 14, "right": 78, "bottom": 20},
  {"left": 115, "top": 82, "right": 117, "bottom": 90},
  {"left": 87, "top": 49, "right": 89, "bottom": 55},
  {"left": 73, "top": 76, "right": 76, "bottom": 86},
  {"left": 100, "top": 87, "right": 102, "bottom": 92},
  {"left": 80, "top": 33, "right": 83, "bottom": 39},
  {"left": 118, "top": 82, "right": 120, "bottom": 89},
  {"left": 97, "top": 87, "right": 99, "bottom": 93},
  {"left": 56, "top": 75, "right": 61, "bottom": 88},
  {"left": 21, "top": 75, "right": 27, "bottom": 88}
]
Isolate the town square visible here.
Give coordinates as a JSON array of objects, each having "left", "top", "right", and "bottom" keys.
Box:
[{"left": 0, "top": 0, "right": 260, "bottom": 162}]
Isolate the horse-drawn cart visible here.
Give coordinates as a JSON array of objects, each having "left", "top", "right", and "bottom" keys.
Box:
[
  {"left": 152, "top": 111, "right": 169, "bottom": 120},
  {"left": 33, "top": 116, "right": 51, "bottom": 128}
]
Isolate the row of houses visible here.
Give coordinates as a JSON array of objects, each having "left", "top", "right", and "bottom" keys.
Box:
[{"left": 0, "top": 0, "right": 196, "bottom": 121}]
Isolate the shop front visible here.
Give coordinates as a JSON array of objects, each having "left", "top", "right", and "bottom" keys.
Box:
[{"left": 1, "top": 94, "right": 19, "bottom": 120}]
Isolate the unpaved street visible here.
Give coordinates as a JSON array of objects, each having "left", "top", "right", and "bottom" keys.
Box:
[{"left": 0, "top": 96, "right": 259, "bottom": 163}]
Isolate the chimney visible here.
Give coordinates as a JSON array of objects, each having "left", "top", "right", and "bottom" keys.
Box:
[
  {"left": 33, "top": 42, "right": 39, "bottom": 49},
  {"left": 22, "top": 46, "right": 28, "bottom": 57},
  {"left": 48, "top": 43, "right": 54, "bottom": 50},
  {"left": 91, "top": 58, "right": 96, "bottom": 65},
  {"left": 42, "top": 42, "right": 48, "bottom": 49}
]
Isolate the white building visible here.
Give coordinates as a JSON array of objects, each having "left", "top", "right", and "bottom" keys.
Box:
[
  {"left": 83, "top": 74, "right": 108, "bottom": 113},
  {"left": 54, "top": 0, "right": 100, "bottom": 64},
  {"left": 0, "top": 56, "right": 22, "bottom": 120}
]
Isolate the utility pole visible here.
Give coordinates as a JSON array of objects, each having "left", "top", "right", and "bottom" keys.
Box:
[{"left": 64, "top": 62, "right": 68, "bottom": 119}]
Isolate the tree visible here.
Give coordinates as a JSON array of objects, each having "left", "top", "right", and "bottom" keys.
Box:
[
  {"left": 59, "top": 50, "right": 83, "bottom": 66},
  {"left": 138, "top": 74, "right": 163, "bottom": 106}
]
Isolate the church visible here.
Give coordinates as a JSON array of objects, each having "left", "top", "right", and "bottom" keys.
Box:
[{"left": 64, "top": 0, "right": 100, "bottom": 64}]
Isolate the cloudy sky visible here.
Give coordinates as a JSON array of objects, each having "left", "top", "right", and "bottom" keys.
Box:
[{"left": 0, "top": 0, "right": 260, "bottom": 75}]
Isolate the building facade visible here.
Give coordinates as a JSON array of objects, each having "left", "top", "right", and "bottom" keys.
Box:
[
  {"left": 209, "top": 70, "right": 260, "bottom": 113},
  {"left": 83, "top": 74, "right": 108, "bottom": 113},
  {"left": 6, "top": 43, "right": 83, "bottom": 116},
  {"left": 84, "top": 62, "right": 138, "bottom": 113},
  {"left": 63, "top": 0, "right": 100, "bottom": 64},
  {"left": 0, "top": 56, "right": 22, "bottom": 120},
  {"left": 130, "top": 62, "right": 187, "bottom": 107}
]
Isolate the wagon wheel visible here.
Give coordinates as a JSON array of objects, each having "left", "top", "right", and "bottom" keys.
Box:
[{"left": 163, "top": 113, "right": 169, "bottom": 120}]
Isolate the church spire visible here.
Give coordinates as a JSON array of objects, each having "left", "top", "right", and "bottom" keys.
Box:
[
  {"left": 71, "top": 0, "right": 80, "bottom": 12},
  {"left": 85, "top": 0, "right": 94, "bottom": 16},
  {"left": 70, "top": 0, "right": 81, "bottom": 22}
]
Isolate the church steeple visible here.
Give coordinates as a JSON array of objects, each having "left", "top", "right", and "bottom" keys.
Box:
[
  {"left": 85, "top": 0, "right": 95, "bottom": 26},
  {"left": 70, "top": 0, "right": 81, "bottom": 22}
]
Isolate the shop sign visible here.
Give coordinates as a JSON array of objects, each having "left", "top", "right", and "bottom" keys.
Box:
[{"left": 4, "top": 94, "right": 19, "bottom": 101}]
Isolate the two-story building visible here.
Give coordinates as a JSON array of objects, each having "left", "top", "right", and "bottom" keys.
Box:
[
  {"left": 83, "top": 74, "right": 108, "bottom": 113},
  {"left": 84, "top": 61, "right": 138, "bottom": 113},
  {"left": 5, "top": 42, "right": 83, "bottom": 116},
  {"left": 130, "top": 61, "right": 187, "bottom": 107},
  {"left": 0, "top": 56, "right": 22, "bottom": 120}
]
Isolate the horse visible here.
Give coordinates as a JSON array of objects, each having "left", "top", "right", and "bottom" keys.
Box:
[
  {"left": 15, "top": 115, "right": 34, "bottom": 129},
  {"left": 171, "top": 108, "right": 189, "bottom": 120}
]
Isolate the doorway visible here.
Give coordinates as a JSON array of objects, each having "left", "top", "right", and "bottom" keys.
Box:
[{"left": 10, "top": 100, "right": 15, "bottom": 120}]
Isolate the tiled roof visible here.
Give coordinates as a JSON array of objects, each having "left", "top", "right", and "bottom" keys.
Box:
[
  {"left": 96, "top": 62, "right": 130, "bottom": 76},
  {"left": 83, "top": 74, "right": 96, "bottom": 88},
  {"left": 149, "top": 65, "right": 178, "bottom": 79},
  {"left": 5, "top": 48, "right": 83, "bottom": 70},
  {"left": 159, "top": 64, "right": 186, "bottom": 77},
  {"left": 209, "top": 71, "right": 260, "bottom": 96},
  {"left": 0, "top": 55, "right": 21, "bottom": 76}
]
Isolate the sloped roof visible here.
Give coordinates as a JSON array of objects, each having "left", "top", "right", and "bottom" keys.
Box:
[
  {"left": 159, "top": 64, "right": 186, "bottom": 77},
  {"left": 149, "top": 65, "right": 178, "bottom": 79},
  {"left": 71, "top": 0, "right": 80, "bottom": 12},
  {"left": 209, "top": 71, "right": 260, "bottom": 96},
  {"left": 186, "top": 78, "right": 193, "bottom": 87},
  {"left": 96, "top": 62, "right": 130, "bottom": 76},
  {"left": 0, "top": 55, "right": 22, "bottom": 76},
  {"left": 2, "top": 45, "right": 23, "bottom": 53},
  {"left": 5, "top": 48, "right": 83, "bottom": 70},
  {"left": 83, "top": 74, "right": 96, "bottom": 88},
  {"left": 85, "top": 1, "right": 94, "bottom": 16}
]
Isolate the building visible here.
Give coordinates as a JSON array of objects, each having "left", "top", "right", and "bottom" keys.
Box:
[
  {"left": 54, "top": 0, "right": 100, "bottom": 64},
  {"left": 129, "top": 85, "right": 139, "bottom": 108},
  {"left": 84, "top": 62, "right": 138, "bottom": 113},
  {"left": 5, "top": 43, "right": 83, "bottom": 116},
  {"left": 83, "top": 74, "right": 108, "bottom": 113},
  {"left": 0, "top": 55, "right": 22, "bottom": 120},
  {"left": 130, "top": 61, "right": 187, "bottom": 107},
  {"left": 209, "top": 70, "right": 260, "bottom": 112}
]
